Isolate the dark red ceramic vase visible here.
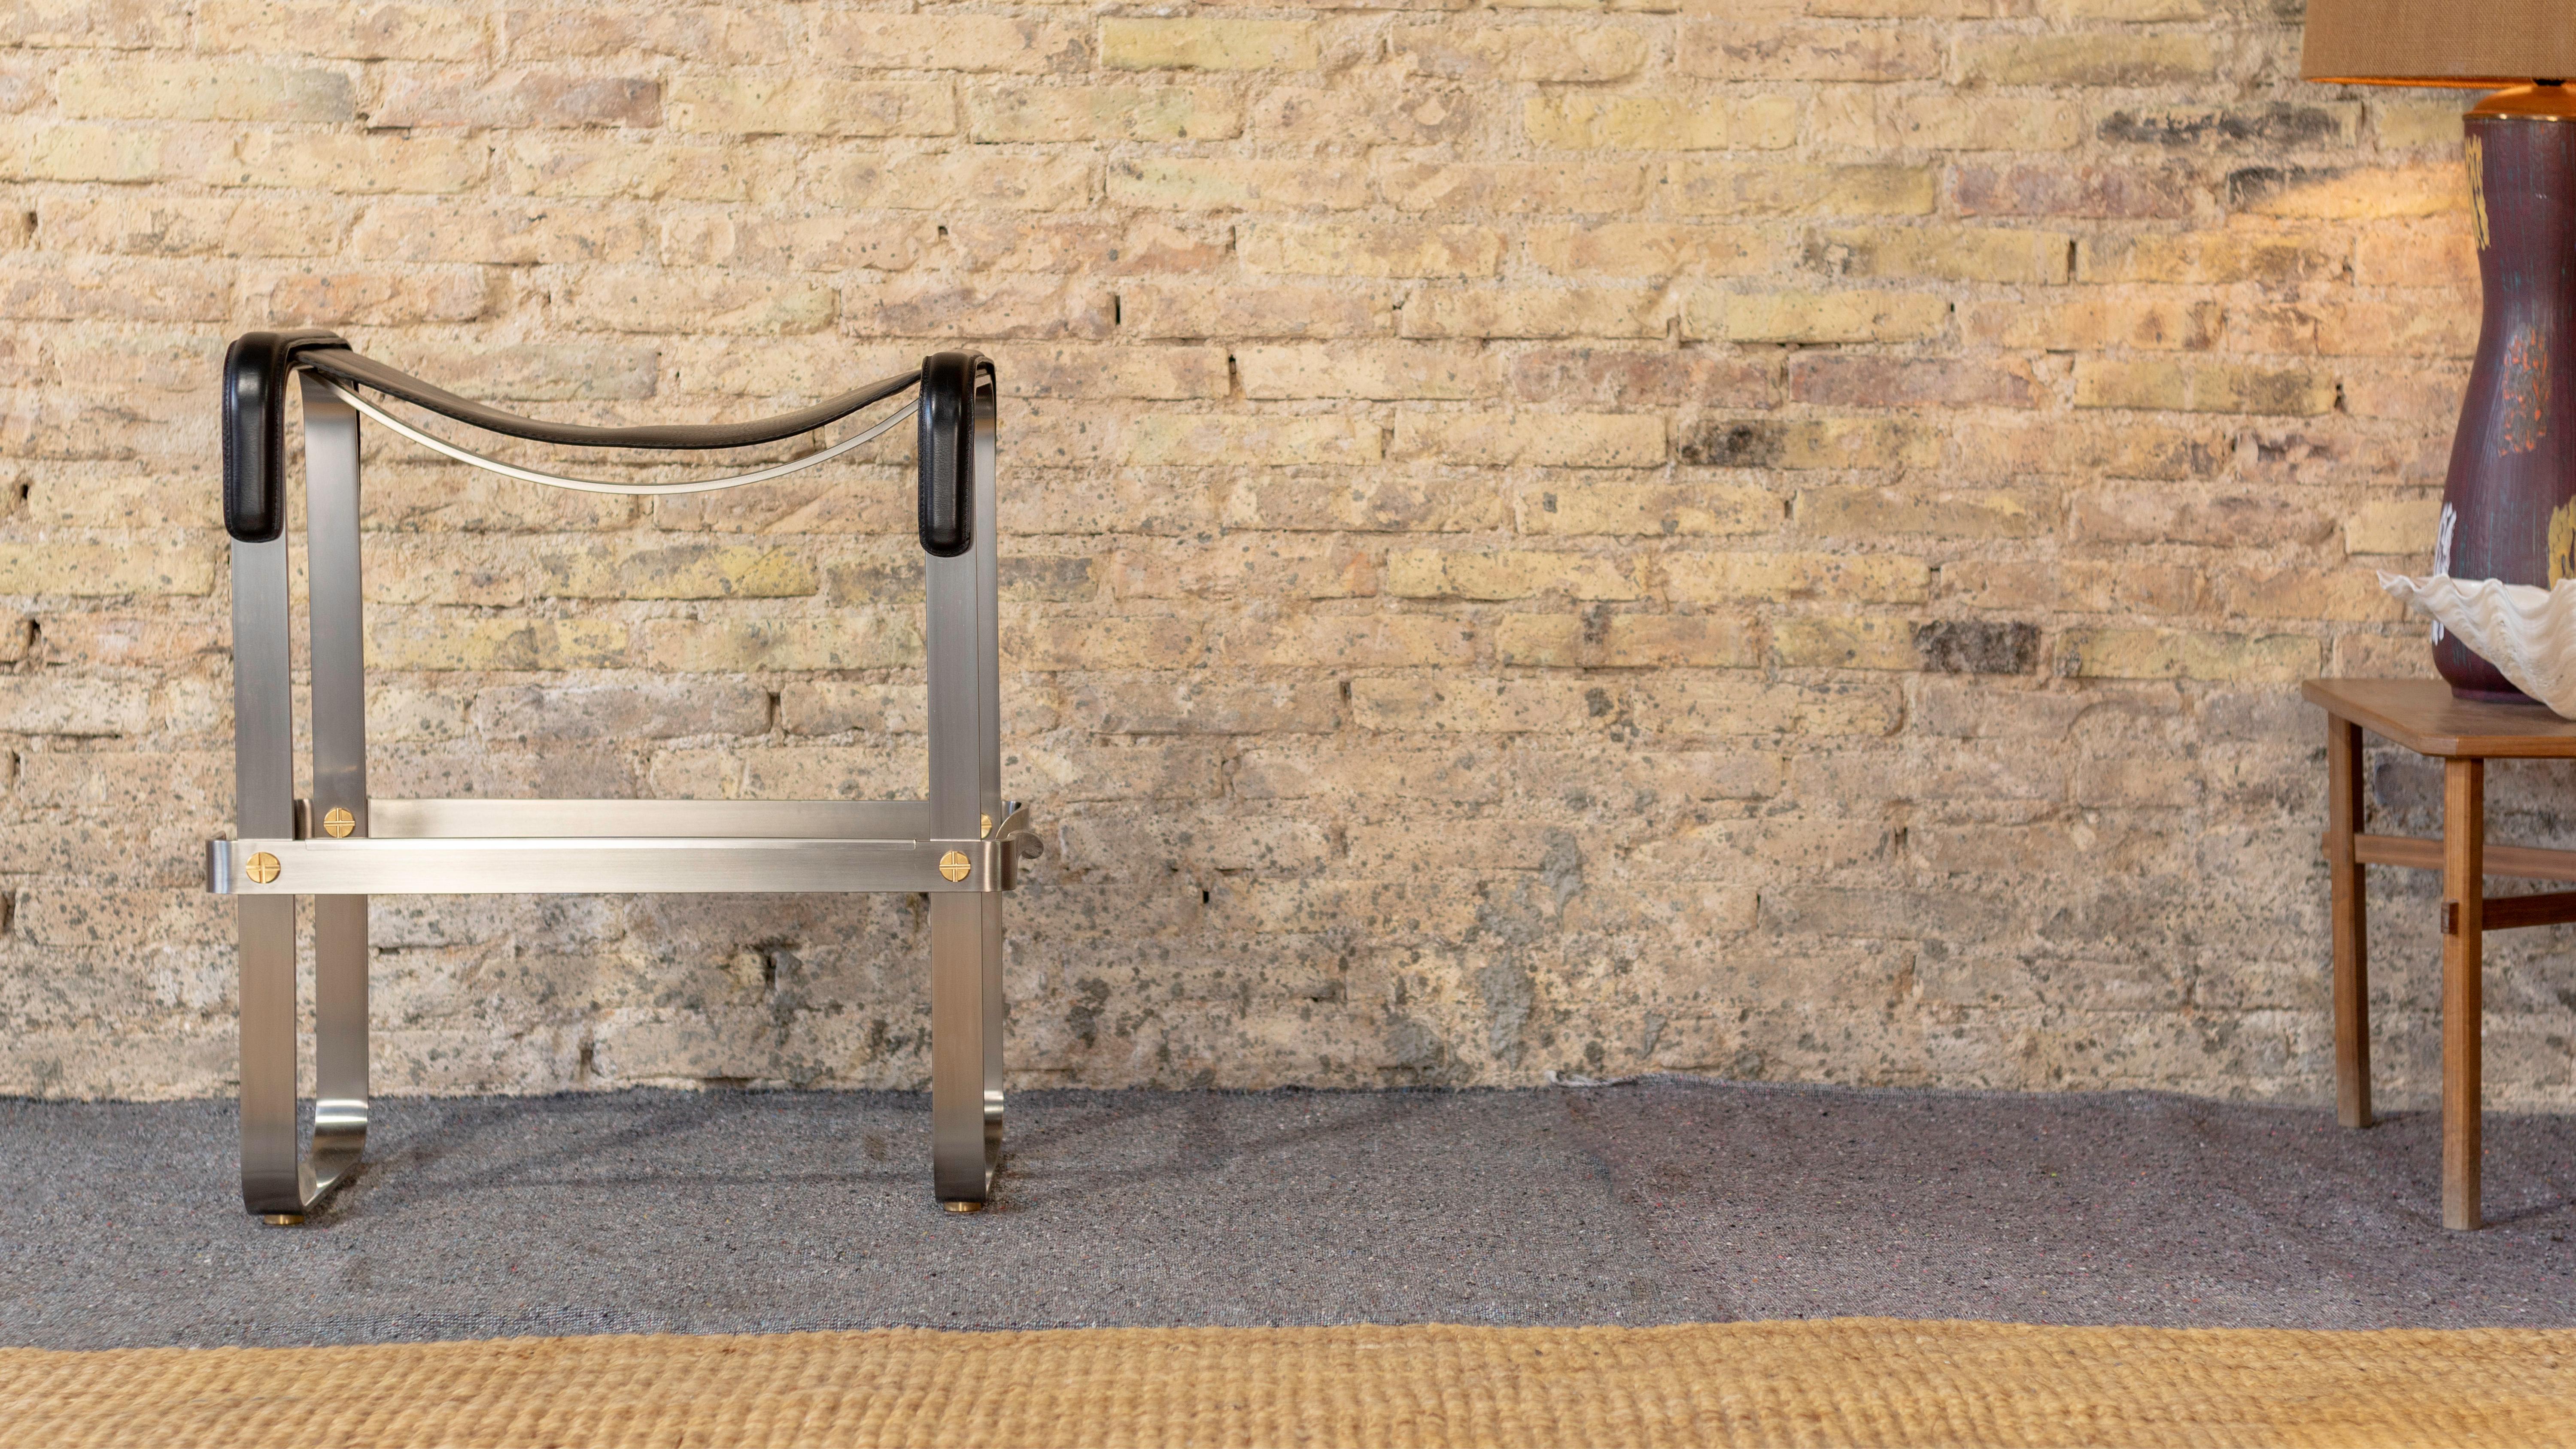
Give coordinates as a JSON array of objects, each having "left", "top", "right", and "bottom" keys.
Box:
[{"left": 2436, "top": 92, "right": 2576, "bottom": 700}]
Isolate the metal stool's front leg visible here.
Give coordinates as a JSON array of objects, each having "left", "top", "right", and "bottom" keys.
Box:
[
  {"left": 233, "top": 376, "right": 369, "bottom": 1222},
  {"left": 925, "top": 355, "right": 1002, "bottom": 1208}
]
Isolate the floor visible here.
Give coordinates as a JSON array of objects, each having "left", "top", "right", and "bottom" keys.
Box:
[{"left": 3, "top": 1081, "right": 2570, "bottom": 1349}]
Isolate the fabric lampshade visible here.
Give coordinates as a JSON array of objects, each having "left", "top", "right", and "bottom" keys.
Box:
[{"left": 2302, "top": 1, "right": 2576, "bottom": 85}]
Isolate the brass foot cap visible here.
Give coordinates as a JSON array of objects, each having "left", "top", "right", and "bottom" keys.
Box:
[
  {"left": 261, "top": 1213, "right": 304, "bottom": 1226},
  {"left": 941, "top": 1200, "right": 984, "bottom": 1214}
]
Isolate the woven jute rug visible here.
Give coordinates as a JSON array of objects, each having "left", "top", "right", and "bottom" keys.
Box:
[{"left": 3, "top": 1318, "right": 2569, "bottom": 1448}]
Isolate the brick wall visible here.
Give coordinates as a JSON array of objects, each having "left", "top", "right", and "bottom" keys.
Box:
[{"left": 6, "top": 1, "right": 2560, "bottom": 1109}]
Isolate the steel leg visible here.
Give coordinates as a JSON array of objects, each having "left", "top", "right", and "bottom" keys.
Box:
[
  {"left": 925, "top": 363, "right": 1004, "bottom": 1206},
  {"left": 303, "top": 376, "right": 369, "bottom": 1209},
  {"left": 235, "top": 379, "right": 369, "bottom": 1221}
]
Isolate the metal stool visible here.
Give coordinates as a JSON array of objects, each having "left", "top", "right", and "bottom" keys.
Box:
[{"left": 207, "top": 332, "right": 1035, "bottom": 1220}]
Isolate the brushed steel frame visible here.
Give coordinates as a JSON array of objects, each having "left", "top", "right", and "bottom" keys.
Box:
[{"left": 220, "top": 359, "right": 1021, "bottom": 1219}]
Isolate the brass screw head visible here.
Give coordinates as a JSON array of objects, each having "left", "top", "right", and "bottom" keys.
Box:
[
  {"left": 942, "top": 1200, "right": 984, "bottom": 1214},
  {"left": 981, "top": 813, "right": 993, "bottom": 838},
  {"left": 245, "top": 852, "right": 282, "bottom": 885},
  {"left": 322, "top": 807, "right": 355, "bottom": 838},
  {"left": 261, "top": 1213, "right": 303, "bottom": 1227},
  {"left": 939, "top": 850, "right": 972, "bottom": 882}
]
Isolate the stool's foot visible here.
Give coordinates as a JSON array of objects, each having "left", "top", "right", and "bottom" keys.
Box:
[
  {"left": 929, "top": 892, "right": 1004, "bottom": 1204},
  {"left": 239, "top": 894, "right": 371, "bottom": 1220},
  {"left": 262, "top": 1214, "right": 304, "bottom": 1227},
  {"left": 942, "top": 1200, "right": 984, "bottom": 1214}
]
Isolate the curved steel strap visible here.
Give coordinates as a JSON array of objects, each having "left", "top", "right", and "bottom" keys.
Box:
[
  {"left": 317, "top": 379, "right": 919, "bottom": 495},
  {"left": 304, "top": 348, "right": 922, "bottom": 451}
]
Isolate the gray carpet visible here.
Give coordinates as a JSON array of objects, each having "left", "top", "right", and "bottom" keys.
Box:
[{"left": 2, "top": 1082, "right": 2570, "bottom": 1349}]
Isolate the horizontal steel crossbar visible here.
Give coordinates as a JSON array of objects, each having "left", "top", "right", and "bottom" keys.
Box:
[{"left": 210, "top": 834, "right": 1011, "bottom": 896}]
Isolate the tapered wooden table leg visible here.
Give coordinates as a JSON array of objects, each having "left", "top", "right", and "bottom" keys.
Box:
[
  {"left": 2442, "top": 756, "right": 2485, "bottom": 1231},
  {"left": 2328, "top": 717, "right": 2371, "bottom": 1128}
]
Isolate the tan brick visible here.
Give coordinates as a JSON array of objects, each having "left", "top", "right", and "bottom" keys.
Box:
[
  {"left": 2345, "top": 498, "right": 2440, "bottom": 557},
  {"left": 1771, "top": 617, "right": 1918, "bottom": 670},
  {"left": 2352, "top": 228, "right": 2474, "bottom": 290},
  {"left": 1690, "top": 290, "right": 1949, "bottom": 344},
  {"left": 1113, "top": 536, "right": 1370, "bottom": 600},
  {"left": 1400, "top": 286, "right": 1666, "bottom": 338},
  {"left": 2081, "top": 230, "right": 2345, "bottom": 285},
  {"left": 538, "top": 543, "right": 815, "bottom": 600},
  {"left": 1511, "top": 350, "right": 1776, "bottom": 409},
  {"left": 1224, "top": 475, "right": 1510, "bottom": 533},
  {"left": 1666, "top": 551, "right": 1930, "bottom": 605},
  {"left": 0, "top": 542, "right": 215, "bottom": 597},
  {"left": 1002, "top": 615, "right": 1209, "bottom": 671},
  {"left": 2370, "top": 98, "right": 2468, "bottom": 152},
  {"left": 501, "top": 135, "right": 797, "bottom": 201},
  {"left": 1000, "top": 344, "right": 1229, "bottom": 400},
  {"left": 0, "top": 258, "right": 228, "bottom": 323},
  {"left": 2073, "top": 359, "right": 2336, "bottom": 415},
  {"left": 1350, "top": 675, "right": 1608, "bottom": 733},
  {"left": 368, "top": 618, "right": 630, "bottom": 671},
  {"left": 1514, "top": 612, "right": 1762, "bottom": 668},
  {"left": 2057, "top": 628, "right": 2318, "bottom": 682},
  {"left": 1119, "top": 282, "right": 1391, "bottom": 339},
  {"left": 1817, "top": 93, "right": 2083, "bottom": 151},
  {"left": 640, "top": 613, "right": 919, "bottom": 672},
  {"left": 371, "top": 71, "right": 661, "bottom": 129},
  {"left": 1627, "top": 676, "right": 1902, "bottom": 737},
  {"left": 1376, "top": 161, "right": 1648, "bottom": 214},
  {"left": 1395, "top": 413, "right": 1665, "bottom": 467},
  {"left": 1955, "top": 164, "right": 2197, "bottom": 220},
  {"left": 1525, "top": 94, "right": 1798, "bottom": 150},
  {"left": 818, "top": 12, "right": 1085, "bottom": 73},
  {"left": 1789, "top": 356, "right": 2039, "bottom": 409},
  {"left": 0, "top": 123, "right": 207, "bottom": 185},
  {"left": 667, "top": 77, "right": 954, "bottom": 136},
  {"left": 1388, "top": 549, "right": 1645, "bottom": 600},
  {"left": 1958, "top": 34, "right": 2218, "bottom": 85},
  {"left": 1237, "top": 343, "right": 1494, "bottom": 400},
  {"left": 210, "top": 132, "right": 487, "bottom": 194},
  {"left": 972, "top": 85, "right": 1241, "bottom": 142},
  {"left": 57, "top": 60, "right": 353, "bottom": 122},
  {"left": 1103, "top": 19, "right": 1320, "bottom": 71},
  {"left": 2215, "top": 567, "right": 2403, "bottom": 623},
  {"left": 251, "top": 266, "right": 496, "bottom": 326},
  {"left": 2230, "top": 165, "right": 2465, "bottom": 220},
  {"left": 1224, "top": 615, "right": 1480, "bottom": 669},
  {"left": 1127, "top": 415, "right": 1383, "bottom": 467},
  {"left": 42, "top": 195, "right": 348, "bottom": 259},
  {"left": 1252, "top": 83, "right": 1479, "bottom": 148},
  {"left": 198, "top": 0, "right": 489, "bottom": 60},
  {"left": 2070, "top": 485, "right": 2332, "bottom": 548},
  {"left": 1797, "top": 486, "right": 2044, "bottom": 539},
  {"left": 566, "top": 272, "right": 834, "bottom": 334},
  {"left": 1517, "top": 482, "right": 1780, "bottom": 537},
  {"left": 1813, "top": 226, "right": 2072, "bottom": 285},
  {"left": 1962, "top": 291, "right": 2221, "bottom": 351},
  {"left": 1527, "top": 222, "right": 1773, "bottom": 277},
  {"left": 350, "top": 199, "right": 649, "bottom": 266},
  {"left": 1109, "top": 158, "right": 1370, "bottom": 211},
  {"left": 1401, "top": 25, "right": 1652, "bottom": 82},
  {"left": 1241, "top": 223, "right": 1504, "bottom": 277},
  {"left": 1677, "top": 416, "right": 1942, "bottom": 471},
  {"left": 1670, "top": 163, "right": 1936, "bottom": 215},
  {"left": 825, "top": 151, "right": 1094, "bottom": 212},
  {"left": 1680, "top": 22, "right": 1940, "bottom": 80},
  {"left": 501, "top": 5, "right": 785, "bottom": 63}
]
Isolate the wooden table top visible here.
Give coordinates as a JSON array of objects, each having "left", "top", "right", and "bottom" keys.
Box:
[{"left": 2303, "top": 678, "right": 2576, "bottom": 758}]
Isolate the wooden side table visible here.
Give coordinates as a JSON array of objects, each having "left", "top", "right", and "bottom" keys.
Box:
[{"left": 2305, "top": 678, "right": 2576, "bottom": 1230}]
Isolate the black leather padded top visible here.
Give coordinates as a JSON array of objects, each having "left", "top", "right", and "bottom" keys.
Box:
[{"left": 222, "top": 333, "right": 986, "bottom": 557}]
